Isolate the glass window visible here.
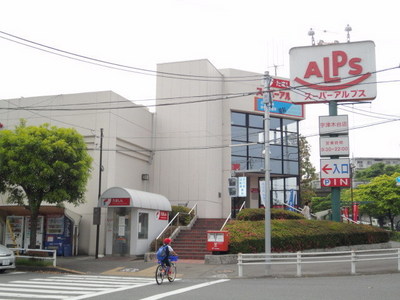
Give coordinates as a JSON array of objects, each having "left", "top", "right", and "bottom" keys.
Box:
[
  {"left": 249, "top": 144, "right": 263, "bottom": 158},
  {"left": 231, "top": 126, "right": 247, "bottom": 141},
  {"left": 270, "top": 145, "right": 282, "bottom": 159},
  {"left": 282, "top": 146, "right": 298, "bottom": 160},
  {"left": 270, "top": 118, "right": 281, "bottom": 130},
  {"left": 138, "top": 213, "right": 148, "bottom": 239},
  {"left": 285, "top": 177, "right": 298, "bottom": 190},
  {"left": 249, "top": 114, "right": 263, "bottom": 128},
  {"left": 269, "top": 131, "right": 281, "bottom": 145},
  {"left": 273, "top": 191, "right": 284, "bottom": 205},
  {"left": 283, "top": 132, "right": 298, "bottom": 146},
  {"left": 230, "top": 112, "right": 299, "bottom": 178},
  {"left": 232, "top": 156, "right": 247, "bottom": 170},
  {"left": 271, "top": 159, "right": 282, "bottom": 174},
  {"left": 231, "top": 144, "right": 247, "bottom": 156},
  {"left": 272, "top": 178, "right": 284, "bottom": 190},
  {"left": 283, "top": 119, "right": 298, "bottom": 132},
  {"left": 284, "top": 161, "right": 299, "bottom": 175},
  {"left": 231, "top": 112, "right": 246, "bottom": 126},
  {"left": 249, "top": 157, "right": 263, "bottom": 170},
  {"left": 249, "top": 128, "right": 263, "bottom": 143}
]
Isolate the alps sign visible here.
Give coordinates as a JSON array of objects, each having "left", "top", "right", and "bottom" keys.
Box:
[{"left": 289, "top": 41, "right": 376, "bottom": 103}]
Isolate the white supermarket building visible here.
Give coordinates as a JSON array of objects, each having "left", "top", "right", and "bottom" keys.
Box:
[{"left": 0, "top": 59, "right": 303, "bottom": 256}]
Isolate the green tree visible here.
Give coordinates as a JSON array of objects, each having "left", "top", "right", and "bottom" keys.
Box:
[
  {"left": 0, "top": 121, "right": 93, "bottom": 248},
  {"left": 355, "top": 172, "right": 400, "bottom": 230},
  {"left": 355, "top": 162, "right": 400, "bottom": 181},
  {"left": 299, "top": 135, "right": 317, "bottom": 204},
  {"left": 311, "top": 195, "right": 331, "bottom": 213}
]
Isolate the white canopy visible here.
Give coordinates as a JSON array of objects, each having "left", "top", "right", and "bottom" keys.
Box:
[{"left": 99, "top": 187, "right": 171, "bottom": 211}]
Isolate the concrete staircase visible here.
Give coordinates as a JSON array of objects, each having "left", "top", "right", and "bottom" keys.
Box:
[{"left": 172, "top": 218, "right": 226, "bottom": 260}]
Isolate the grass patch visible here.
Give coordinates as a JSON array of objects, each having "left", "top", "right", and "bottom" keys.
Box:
[{"left": 16, "top": 257, "right": 53, "bottom": 267}]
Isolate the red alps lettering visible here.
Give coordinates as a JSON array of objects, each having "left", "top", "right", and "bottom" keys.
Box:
[{"left": 304, "top": 50, "right": 363, "bottom": 83}]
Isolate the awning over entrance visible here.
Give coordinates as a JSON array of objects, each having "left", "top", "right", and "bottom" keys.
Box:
[
  {"left": 0, "top": 205, "right": 82, "bottom": 226},
  {"left": 99, "top": 187, "right": 172, "bottom": 211}
]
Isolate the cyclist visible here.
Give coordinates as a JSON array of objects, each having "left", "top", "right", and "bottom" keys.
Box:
[{"left": 159, "top": 238, "right": 178, "bottom": 272}]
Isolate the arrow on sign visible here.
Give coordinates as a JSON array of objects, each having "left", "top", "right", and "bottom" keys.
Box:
[{"left": 322, "top": 164, "right": 332, "bottom": 174}]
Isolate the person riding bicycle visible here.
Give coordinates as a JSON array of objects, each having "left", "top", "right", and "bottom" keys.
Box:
[{"left": 158, "top": 238, "right": 178, "bottom": 270}]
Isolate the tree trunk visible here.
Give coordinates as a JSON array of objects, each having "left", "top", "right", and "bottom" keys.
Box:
[{"left": 29, "top": 210, "right": 39, "bottom": 249}]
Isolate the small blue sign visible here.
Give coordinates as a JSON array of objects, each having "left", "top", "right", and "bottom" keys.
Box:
[
  {"left": 254, "top": 97, "right": 304, "bottom": 120},
  {"left": 396, "top": 176, "right": 400, "bottom": 183}
]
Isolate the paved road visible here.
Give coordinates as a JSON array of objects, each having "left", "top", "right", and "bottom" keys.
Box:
[{"left": 1, "top": 272, "right": 399, "bottom": 300}]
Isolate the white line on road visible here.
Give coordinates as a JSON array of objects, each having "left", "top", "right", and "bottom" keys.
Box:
[{"left": 138, "top": 279, "right": 230, "bottom": 300}]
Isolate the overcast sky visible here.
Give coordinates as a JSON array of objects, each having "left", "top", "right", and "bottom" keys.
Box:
[{"left": 0, "top": 0, "right": 399, "bottom": 169}]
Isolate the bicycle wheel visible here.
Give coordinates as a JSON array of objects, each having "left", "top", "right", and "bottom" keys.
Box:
[
  {"left": 167, "top": 264, "right": 177, "bottom": 282},
  {"left": 155, "top": 265, "right": 164, "bottom": 285}
]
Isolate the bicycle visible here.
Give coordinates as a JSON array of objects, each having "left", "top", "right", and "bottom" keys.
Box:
[{"left": 155, "top": 255, "right": 178, "bottom": 285}]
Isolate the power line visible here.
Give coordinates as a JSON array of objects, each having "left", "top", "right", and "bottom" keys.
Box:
[{"left": 0, "top": 30, "right": 263, "bottom": 82}]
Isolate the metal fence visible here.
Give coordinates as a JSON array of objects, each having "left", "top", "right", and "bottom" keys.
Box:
[{"left": 237, "top": 248, "right": 400, "bottom": 277}]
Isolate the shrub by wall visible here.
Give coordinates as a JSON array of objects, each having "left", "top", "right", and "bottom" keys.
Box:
[
  {"left": 225, "top": 219, "right": 390, "bottom": 253},
  {"left": 236, "top": 208, "right": 303, "bottom": 221},
  {"left": 170, "top": 205, "right": 194, "bottom": 226}
]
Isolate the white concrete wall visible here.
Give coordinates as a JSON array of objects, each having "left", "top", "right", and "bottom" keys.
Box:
[
  {"left": 154, "top": 62, "right": 263, "bottom": 219},
  {"left": 0, "top": 91, "right": 154, "bottom": 255},
  {"left": 153, "top": 60, "right": 225, "bottom": 218}
]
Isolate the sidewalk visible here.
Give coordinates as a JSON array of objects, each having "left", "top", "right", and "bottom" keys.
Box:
[
  {"left": 53, "top": 256, "right": 238, "bottom": 279},
  {"left": 18, "top": 241, "right": 400, "bottom": 279}
]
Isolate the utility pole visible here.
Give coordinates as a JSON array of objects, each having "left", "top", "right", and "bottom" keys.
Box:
[
  {"left": 263, "top": 72, "right": 272, "bottom": 274},
  {"left": 328, "top": 102, "right": 341, "bottom": 222},
  {"left": 95, "top": 128, "right": 104, "bottom": 259}
]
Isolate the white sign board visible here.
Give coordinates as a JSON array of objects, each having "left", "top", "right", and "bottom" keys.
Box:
[
  {"left": 290, "top": 41, "right": 376, "bottom": 103},
  {"left": 320, "top": 136, "right": 350, "bottom": 157},
  {"left": 320, "top": 158, "right": 350, "bottom": 179},
  {"left": 238, "top": 177, "right": 247, "bottom": 197},
  {"left": 319, "top": 115, "right": 349, "bottom": 135}
]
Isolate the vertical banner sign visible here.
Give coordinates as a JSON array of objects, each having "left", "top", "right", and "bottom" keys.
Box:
[
  {"left": 289, "top": 41, "right": 376, "bottom": 103},
  {"left": 238, "top": 177, "right": 247, "bottom": 197}
]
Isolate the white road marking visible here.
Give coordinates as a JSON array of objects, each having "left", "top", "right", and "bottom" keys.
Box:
[
  {"left": 0, "top": 274, "right": 156, "bottom": 299},
  {"left": 138, "top": 279, "right": 230, "bottom": 300}
]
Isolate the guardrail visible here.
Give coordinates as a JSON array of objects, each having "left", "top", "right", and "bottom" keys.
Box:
[
  {"left": 11, "top": 248, "right": 57, "bottom": 267},
  {"left": 237, "top": 248, "right": 400, "bottom": 277}
]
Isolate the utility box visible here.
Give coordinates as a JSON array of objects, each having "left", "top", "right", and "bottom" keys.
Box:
[{"left": 206, "top": 231, "right": 229, "bottom": 252}]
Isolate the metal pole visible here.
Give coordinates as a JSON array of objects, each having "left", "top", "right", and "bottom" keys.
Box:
[
  {"left": 95, "top": 128, "right": 104, "bottom": 259},
  {"left": 263, "top": 72, "right": 272, "bottom": 274},
  {"left": 329, "top": 101, "right": 341, "bottom": 222}
]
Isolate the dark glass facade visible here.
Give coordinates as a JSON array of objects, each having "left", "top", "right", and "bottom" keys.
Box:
[{"left": 231, "top": 111, "right": 300, "bottom": 206}]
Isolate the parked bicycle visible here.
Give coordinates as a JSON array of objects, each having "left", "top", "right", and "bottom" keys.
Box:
[{"left": 155, "top": 255, "right": 178, "bottom": 285}]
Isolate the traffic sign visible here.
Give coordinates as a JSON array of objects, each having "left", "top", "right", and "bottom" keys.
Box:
[
  {"left": 396, "top": 176, "right": 400, "bottom": 186},
  {"left": 320, "top": 158, "right": 350, "bottom": 179}
]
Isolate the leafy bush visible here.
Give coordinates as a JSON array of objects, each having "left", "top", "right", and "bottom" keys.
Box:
[
  {"left": 170, "top": 205, "right": 194, "bottom": 226},
  {"left": 225, "top": 219, "right": 390, "bottom": 253},
  {"left": 236, "top": 208, "right": 304, "bottom": 221}
]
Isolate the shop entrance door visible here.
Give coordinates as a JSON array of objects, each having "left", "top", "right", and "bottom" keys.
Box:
[{"left": 112, "top": 208, "right": 131, "bottom": 256}]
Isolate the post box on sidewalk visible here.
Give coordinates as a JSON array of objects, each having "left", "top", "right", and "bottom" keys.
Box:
[{"left": 206, "top": 231, "right": 229, "bottom": 252}]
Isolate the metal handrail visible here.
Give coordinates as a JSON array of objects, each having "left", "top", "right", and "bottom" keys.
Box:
[
  {"left": 155, "top": 202, "right": 198, "bottom": 251},
  {"left": 220, "top": 201, "right": 246, "bottom": 230}
]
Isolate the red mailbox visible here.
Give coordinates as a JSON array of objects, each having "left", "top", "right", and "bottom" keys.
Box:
[{"left": 206, "top": 231, "right": 229, "bottom": 252}]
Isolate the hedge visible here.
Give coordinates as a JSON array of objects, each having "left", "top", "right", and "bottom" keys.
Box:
[
  {"left": 236, "top": 208, "right": 304, "bottom": 221},
  {"left": 225, "top": 219, "right": 390, "bottom": 253}
]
